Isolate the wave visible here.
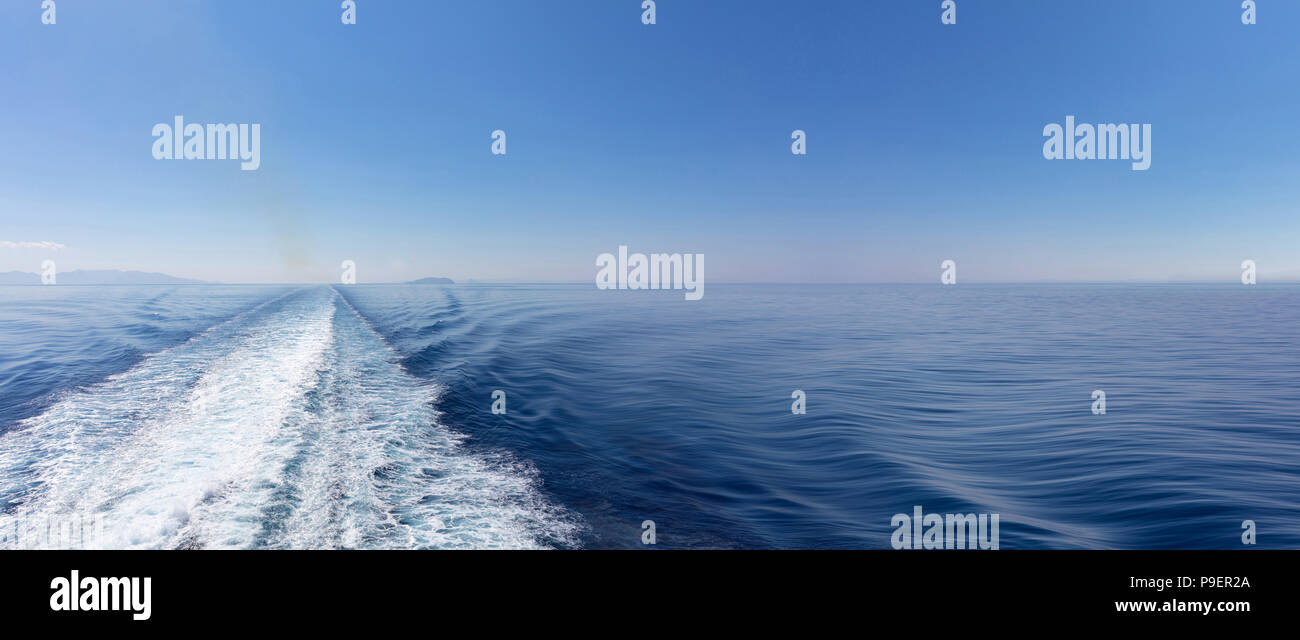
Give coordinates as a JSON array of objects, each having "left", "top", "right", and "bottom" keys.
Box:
[{"left": 0, "top": 286, "right": 578, "bottom": 549}]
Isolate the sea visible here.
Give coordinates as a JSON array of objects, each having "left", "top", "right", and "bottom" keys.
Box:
[{"left": 0, "top": 283, "right": 1296, "bottom": 549}]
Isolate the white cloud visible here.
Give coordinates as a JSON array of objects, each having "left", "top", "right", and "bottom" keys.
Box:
[{"left": 1, "top": 241, "right": 66, "bottom": 250}]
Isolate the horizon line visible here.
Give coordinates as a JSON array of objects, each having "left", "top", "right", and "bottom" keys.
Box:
[{"left": 4, "top": 280, "right": 1297, "bottom": 286}]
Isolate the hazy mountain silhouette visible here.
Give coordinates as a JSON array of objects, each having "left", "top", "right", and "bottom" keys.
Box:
[{"left": 0, "top": 270, "right": 205, "bottom": 285}]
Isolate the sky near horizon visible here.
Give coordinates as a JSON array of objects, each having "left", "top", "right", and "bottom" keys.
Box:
[{"left": 1, "top": 0, "right": 1297, "bottom": 283}]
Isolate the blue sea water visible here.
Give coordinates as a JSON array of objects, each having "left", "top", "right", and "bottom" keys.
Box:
[{"left": 0, "top": 283, "right": 1297, "bottom": 549}]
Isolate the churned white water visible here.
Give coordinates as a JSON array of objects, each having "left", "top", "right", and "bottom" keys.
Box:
[{"left": 0, "top": 287, "right": 576, "bottom": 549}]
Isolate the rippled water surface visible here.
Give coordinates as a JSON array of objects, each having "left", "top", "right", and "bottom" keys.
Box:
[{"left": 1, "top": 283, "right": 1297, "bottom": 548}]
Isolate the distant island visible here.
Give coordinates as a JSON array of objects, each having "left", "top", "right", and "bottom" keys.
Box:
[
  {"left": 0, "top": 270, "right": 205, "bottom": 285},
  {"left": 0, "top": 270, "right": 457, "bottom": 285}
]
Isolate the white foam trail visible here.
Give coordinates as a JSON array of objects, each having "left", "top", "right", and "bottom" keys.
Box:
[{"left": 0, "top": 287, "right": 577, "bottom": 549}]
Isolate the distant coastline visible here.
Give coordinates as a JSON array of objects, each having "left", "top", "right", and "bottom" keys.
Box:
[
  {"left": 0, "top": 270, "right": 464, "bottom": 285},
  {"left": 0, "top": 270, "right": 205, "bottom": 285}
]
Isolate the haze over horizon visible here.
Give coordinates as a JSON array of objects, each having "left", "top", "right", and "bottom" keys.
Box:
[
  {"left": 5, "top": 266, "right": 1300, "bottom": 286},
  {"left": 3, "top": 1, "right": 1298, "bottom": 284}
]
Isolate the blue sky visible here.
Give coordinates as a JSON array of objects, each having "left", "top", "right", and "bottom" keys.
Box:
[{"left": 1, "top": 0, "right": 1297, "bottom": 283}]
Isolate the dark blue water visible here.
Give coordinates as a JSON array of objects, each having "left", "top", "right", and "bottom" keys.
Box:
[{"left": 2, "top": 283, "right": 1297, "bottom": 548}]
